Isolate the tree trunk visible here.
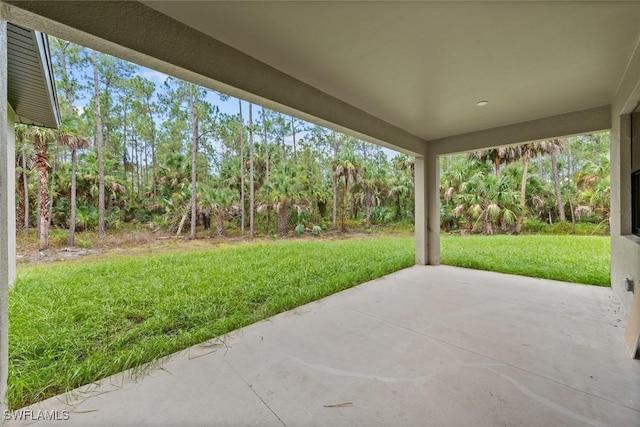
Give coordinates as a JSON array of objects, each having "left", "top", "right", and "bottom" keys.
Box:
[
  {"left": 48, "top": 150, "right": 57, "bottom": 228},
  {"left": 122, "top": 100, "right": 128, "bottom": 175},
  {"left": 483, "top": 210, "right": 493, "bottom": 235},
  {"left": 201, "top": 213, "right": 210, "bottom": 231},
  {"left": 514, "top": 154, "right": 530, "bottom": 234},
  {"left": 550, "top": 147, "right": 566, "bottom": 221},
  {"left": 291, "top": 117, "right": 297, "bottom": 164},
  {"left": 494, "top": 155, "right": 501, "bottom": 180},
  {"left": 278, "top": 113, "right": 286, "bottom": 156},
  {"left": 341, "top": 174, "right": 349, "bottom": 232},
  {"left": 144, "top": 95, "right": 157, "bottom": 200},
  {"left": 36, "top": 170, "right": 41, "bottom": 239},
  {"left": 93, "top": 50, "right": 106, "bottom": 237},
  {"left": 129, "top": 133, "right": 135, "bottom": 197},
  {"left": 151, "top": 141, "right": 157, "bottom": 200},
  {"left": 465, "top": 216, "right": 473, "bottom": 233},
  {"left": 538, "top": 155, "right": 545, "bottom": 180},
  {"left": 352, "top": 195, "right": 359, "bottom": 219},
  {"left": 249, "top": 103, "right": 255, "bottom": 238},
  {"left": 262, "top": 107, "right": 270, "bottom": 234},
  {"left": 21, "top": 143, "right": 29, "bottom": 233},
  {"left": 365, "top": 191, "right": 372, "bottom": 229},
  {"left": 69, "top": 148, "right": 77, "bottom": 246},
  {"left": 331, "top": 174, "right": 338, "bottom": 229},
  {"left": 568, "top": 190, "right": 576, "bottom": 235},
  {"left": 262, "top": 107, "right": 269, "bottom": 181},
  {"left": 35, "top": 154, "right": 49, "bottom": 250},
  {"left": 144, "top": 134, "right": 149, "bottom": 190},
  {"left": 176, "top": 201, "right": 190, "bottom": 236},
  {"left": 567, "top": 143, "right": 573, "bottom": 185},
  {"left": 238, "top": 100, "right": 245, "bottom": 234},
  {"left": 278, "top": 204, "right": 290, "bottom": 237},
  {"left": 189, "top": 85, "right": 198, "bottom": 240},
  {"left": 135, "top": 134, "right": 142, "bottom": 200},
  {"left": 16, "top": 171, "right": 25, "bottom": 232},
  {"left": 216, "top": 213, "right": 225, "bottom": 237},
  {"left": 266, "top": 206, "right": 272, "bottom": 234},
  {"left": 331, "top": 131, "right": 338, "bottom": 229}
]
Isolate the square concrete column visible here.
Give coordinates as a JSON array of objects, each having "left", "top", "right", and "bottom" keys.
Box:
[
  {"left": 0, "top": 19, "right": 16, "bottom": 419},
  {"left": 414, "top": 148, "right": 440, "bottom": 265}
]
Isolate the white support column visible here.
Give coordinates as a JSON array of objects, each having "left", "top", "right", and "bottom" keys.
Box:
[
  {"left": 415, "top": 154, "right": 427, "bottom": 264},
  {"left": 415, "top": 148, "right": 440, "bottom": 265},
  {"left": 0, "top": 19, "right": 15, "bottom": 418}
]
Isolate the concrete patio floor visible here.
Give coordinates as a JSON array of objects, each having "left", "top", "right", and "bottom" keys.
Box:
[{"left": 8, "top": 265, "right": 640, "bottom": 427}]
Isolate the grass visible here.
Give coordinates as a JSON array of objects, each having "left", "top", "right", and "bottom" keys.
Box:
[
  {"left": 8, "top": 233, "right": 611, "bottom": 409},
  {"left": 441, "top": 234, "right": 610, "bottom": 286},
  {"left": 8, "top": 237, "right": 414, "bottom": 409}
]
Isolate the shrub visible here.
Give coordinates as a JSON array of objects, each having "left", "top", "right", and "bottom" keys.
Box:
[
  {"left": 522, "top": 218, "right": 547, "bottom": 233},
  {"left": 521, "top": 218, "right": 609, "bottom": 236}
]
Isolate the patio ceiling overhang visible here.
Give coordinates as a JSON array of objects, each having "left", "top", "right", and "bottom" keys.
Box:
[
  {"left": 2, "top": 1, "right": 637, "bottom": 155},
  {"left": 6, "top": 21, "right": 59, "bottom": 128}
]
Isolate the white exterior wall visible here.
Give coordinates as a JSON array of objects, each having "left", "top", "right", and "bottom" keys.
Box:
[
  {"left": 610, "top": 114, "right": 640, "bottom": 312},
  {"left": 610, "top": 116, "right": 640, "bottom": 313},
  {"left": 610, "top": 35, "right": 640, "bottom": 313},
  {"left": 0, "top": 19, "right": 16, "bottom": 421}
]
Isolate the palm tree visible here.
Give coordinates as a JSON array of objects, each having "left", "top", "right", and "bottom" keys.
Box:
[
  {"left": 513, "top": 141, "right": 557, "bottom": 233},
  {"left": 576, "top": 155, "right": 610, "bottom": 190},
  {"left": 334, "top": 150, "right": 362, "bottom": 232},
  {"left": 57, "top": 116, "right": 90, "bottom": 246},
  {"left": 456, "top": 171, "right": 521, "bottom": 234},
  {"left": 200, "top": 185, "right": 237, "bottom": 237},
  {"left": 548, "top": 139, "right": 566, "bottom": 222},
  {"left": 440, "top": 156, "right": 487, "bottom": 231},
  {"left": 467, "top": 146, "right": 515, "bottom": 180},
  {"left": 355, "top": 160, "right": 385, "bottom": 229},
  {"left": 579, "top": 177, "right": 611, "bottom": 219},
  {"left": 330, "top": 131, "right": 340, "bottom": 228},
  {"left": 386, "top": 155, "right": 416, "bottom": 223},
  {"left": 27, "top": 126, "right": 57, "bottom": 250},
  {"left": 261, "top": 164, "right": 304, "bottom": 237},
  {"left": 169, "top": 182, "right": 192, "bottom": 236}
]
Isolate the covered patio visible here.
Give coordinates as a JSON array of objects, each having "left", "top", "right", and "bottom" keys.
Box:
[
  {"left": 8, "top": 266, "right": 639, "bottom": 426},
  {"left": 1, "top": 2, "right": 640, "bottom": 425}
]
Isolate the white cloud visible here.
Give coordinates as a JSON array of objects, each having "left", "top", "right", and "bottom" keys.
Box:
[{"left": 139, "top": 68, "right": 169, "bottom": 85}]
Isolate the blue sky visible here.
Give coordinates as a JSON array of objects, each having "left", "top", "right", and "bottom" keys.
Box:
[
  {"left": 84, "top": 59, "right": 400, "bottom": 157},
  {"left": 138, "top": 66, "right": 283, "bottom": 120}
]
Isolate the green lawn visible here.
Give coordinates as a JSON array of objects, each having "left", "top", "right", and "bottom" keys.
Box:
[
  {"left": 441, "top": 234, "right": 610, "bottom": 286},
  {"left": 8, "top": 238, "right": 414, "bottom": 409},
  {"left": 8, "top": 234, "right": 610, "bottom": 409}
]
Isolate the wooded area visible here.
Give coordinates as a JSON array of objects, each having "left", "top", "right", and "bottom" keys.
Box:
[{"left": 15, "top": 40, "right": 611, "bottom": 249}]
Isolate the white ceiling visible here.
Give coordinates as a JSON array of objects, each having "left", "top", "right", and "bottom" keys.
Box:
[{"left": 143, "top": 1, "right": 640, "bottom": 141}]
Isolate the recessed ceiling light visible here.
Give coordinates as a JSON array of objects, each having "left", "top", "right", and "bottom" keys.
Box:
[{"left": 477, "top": 100, "right": 489, "bottom": 107}]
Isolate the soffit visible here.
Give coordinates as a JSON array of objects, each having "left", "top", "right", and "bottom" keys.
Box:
[
  {"left": 144, "top": 1, "right": 640, "bottom": 141},
  {"left": 6, "top": 22, "right": 59, "bottom": 128}
]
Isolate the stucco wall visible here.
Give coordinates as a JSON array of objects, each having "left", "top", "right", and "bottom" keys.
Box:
[
  {"left": 610, "top": 110, "right": 640, "bottom": 313},
  {"left": 0, "top": 102, "right": 15, "bottom": 422}
]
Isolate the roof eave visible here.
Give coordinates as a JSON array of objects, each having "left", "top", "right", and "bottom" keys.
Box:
[{"left": 7, "top": 23, "right": 60, "bottom": 129}]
